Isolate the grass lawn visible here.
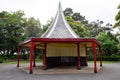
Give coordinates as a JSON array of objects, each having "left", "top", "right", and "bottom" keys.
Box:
[
  {"left": 1, "top": 59, "right": 118, "bottom": 64},
  {"left": 2, "top": 59, "right": 42, "bottom": 64}
]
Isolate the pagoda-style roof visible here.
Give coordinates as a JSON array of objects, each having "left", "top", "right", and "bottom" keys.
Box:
[
  {"left": 41, "top": 2, "right": 79, "bottom": 38},
  {"left": 17, "top": 3, "right": 102, "bottom": 74}
]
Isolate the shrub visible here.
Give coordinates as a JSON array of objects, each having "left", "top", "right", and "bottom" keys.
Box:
[
  {"left": 20, "top": 54, "right": 29, "bottom": 60},
  {"left": 102, "top": 56, "right": 119, "bottom": 61},
  {"left": 88, "top": 56, "right": 120, "bottom": 61},
  {"left": 0, "top": 57, "right": 4, "bottom": 63}
]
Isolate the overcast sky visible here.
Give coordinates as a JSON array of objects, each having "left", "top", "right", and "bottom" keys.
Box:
[{"left": 0, "top": 0, "right": 120, "bottom": 25}]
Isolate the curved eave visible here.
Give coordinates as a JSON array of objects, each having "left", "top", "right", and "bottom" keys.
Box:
[
  {"left": 19, "top": 38, "right": 101, "bottom": 48},
  {"left": 31, "top": 38, "right": 95, "bottom": 42},
  {"left": 32, "top": 38, "right": 101, "bottom": 46},
  {"left": 19, "top": 39, "right": 30, "bottom": 46}
]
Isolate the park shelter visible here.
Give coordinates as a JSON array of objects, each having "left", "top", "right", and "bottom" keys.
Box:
[{"left": 17, "top": 2, "right": 102, "bottom": 74}]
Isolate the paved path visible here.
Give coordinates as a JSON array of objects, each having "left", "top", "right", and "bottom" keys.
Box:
[
  {"left": 0, "top": 62, "right": 120, "bottom": 80},
  {"left": 19, "top": 63, "right": 102, "bottom": 74}
]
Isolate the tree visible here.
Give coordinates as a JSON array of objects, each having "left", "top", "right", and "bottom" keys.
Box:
[
  {"left": 87, "top": 20, "right": 113, "bottom": 37},
  {"left": 113, "top": 4, "right": 120, "bottom": 28},
  {"left": 96, "top": 32, "right": 118, "bottom": 56},
  {"left": 65, "top": 16, "right": 87, "bottom": 37},
  {"left": 24, "top": 17, "right": 42, "bottom": 39},
  {"left": 0, "top": 10, "right": 27, "bottom": 55},
  {"left": 63, "top": 8, "right": 88, "bottom": 37},
  {"left": 87, "top": 20, "right": 103, "bottom": 37},
  {"left": 72, "top": 12, "right": 88, "bottom": 25},
  {"left": 113, "top": 4, "right": 120, "bottom": 53},
  {"left": 63, "top": 8, "right": 73, "bottom": 16},
  {"left": 72, "top": 13, "right": 82, "bottom": 21}
]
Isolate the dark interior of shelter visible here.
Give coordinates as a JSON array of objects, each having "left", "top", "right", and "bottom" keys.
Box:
[{"left": 46, "top": 57, "right": 87, "bottom": 68}]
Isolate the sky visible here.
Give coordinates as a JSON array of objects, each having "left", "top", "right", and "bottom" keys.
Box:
[{"left": 0, "top": 0, "right": 120, "bottom": 26}]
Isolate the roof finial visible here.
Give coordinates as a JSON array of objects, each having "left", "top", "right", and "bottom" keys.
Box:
[
  {"left": 59, "top": 1, "right": 61, "bottom": 6},
  {"left": 58, "top": 1, "right": 63, "bottom": 15},
  {"left": 58, "top": 1, "right": 62, "bottom": 10}
]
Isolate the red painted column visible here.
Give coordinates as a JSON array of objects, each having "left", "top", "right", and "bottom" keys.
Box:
[
  {"left": 29, "top": 41, "right": 34, "bottom": 74},
  {"left": 77, "top": 43, "right": 81, "bottom": 69},
  {"left": 85, "top": 45, "right": 88, "bottom": 66},
  {"left": 99, "top": 47, "right": 102, "bottom": 67},
  {"left": 17, "top": 46, "right": 21, "bottom": 67},
  {"left": 33, "top": 46, "right": 36, "bottom": 67},
  {"left": 92, "top": 42, "right": 97, "bottom": 73},
  {"left": 43, "top": 43, "right": 47, "bottom": 70}
]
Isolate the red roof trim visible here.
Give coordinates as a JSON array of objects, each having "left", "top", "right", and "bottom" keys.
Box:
[
  {"left": 19, "top": 38, "right": 101, "bottom": 47},
  {"left": 31, "top": 38, "right": 95, "bottom": 42},
  {"left": 19, "top": 39, "right": 30, "bottom": 46}
]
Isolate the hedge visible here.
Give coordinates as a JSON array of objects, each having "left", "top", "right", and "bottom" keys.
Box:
[{"left": 88, "top": 56, "right": 120, "bottom": 61}]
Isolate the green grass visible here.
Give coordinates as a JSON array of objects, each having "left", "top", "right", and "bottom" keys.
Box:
[
  {"left": 2, "top": 59, "right": 42, "bottom": 64},
  {"left": 0, "top": 59, "right": 118, "bottom": 64}
]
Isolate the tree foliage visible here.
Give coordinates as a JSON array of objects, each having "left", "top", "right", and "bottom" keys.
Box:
[
  {"left": 87, "top": 20, "right": 113, "bottom": 37},
  {"left": 113, "top": 4, "right": 120, "bottom": 54},
  {"left": 113, "top": 4, "right": 120, "bottom": 28},
  {"left": 64, "top": 8, "right": 112, "bottom": 38},
  {"left": 0, "top": 10, "right": 26, "bottom": 55},
  {"left": 96, "top": 32, "right": 118, "bottom": 56},
  {"left": 0, "top": 10, "right": 42, "bottom": 55},
  {"left": 65, "top": 16, "right": 87, "bottom": 37},
  {"left": 24, "top": 17, "right": 42, "bottom": 39},
  {"left": 64, "top": 8, "right": 88, "bottom": 25},
  {"left": 63, "top": 8, "right": 73, "bottom": 16},
  {"left": 64, "top": 8, "right": 88, "bottom": 37}
]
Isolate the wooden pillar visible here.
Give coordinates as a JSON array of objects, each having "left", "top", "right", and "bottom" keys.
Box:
[
  {"left": 85, "top": 45, "right": 88, "bottom": 66},
  {"left": 77, "top": 43, "right": 81, "bottom": 69},
  {"left": 43, "top": 43, "right": 47, "bottom": 70},
  {"left": 92, "top": 42, "right": 97, "bottom": 73},
  {"left": 33, "top": 46, "right": 36, "bottom": 67},
  {"left": 29, "top": 41, "right": 34, "bottom": 74},
  {"left": 17, "top": 46, "right": 21, "bottom": 67},
  {"left": 99, "top": 47, "right": 102, "bottom": 67}
]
